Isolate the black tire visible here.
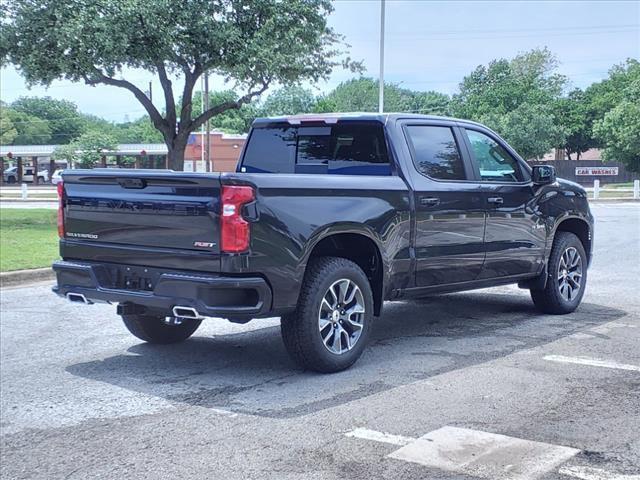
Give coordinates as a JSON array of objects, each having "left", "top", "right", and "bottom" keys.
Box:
[
  {"left": 531, "top": 231, "right": 587, "bottom": 314},
  {"left": 7, "top": 176, "right": 16, "bottom": 184},
  {"left": 281, "top": 257, "right": 374, "bottom": 373},
  {"left": 120, "top": 314, "right": 201, "bottom": 344}
]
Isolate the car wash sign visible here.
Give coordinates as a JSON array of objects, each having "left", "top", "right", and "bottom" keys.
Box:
[{"left": 576, "top": 166, "right": 619, "bottom": 176}]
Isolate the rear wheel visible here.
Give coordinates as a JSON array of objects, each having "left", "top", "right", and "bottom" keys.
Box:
[
  {"left": 120, "top": 314, "right": 201, "bottom": 344},
  {"left": 281, "top": 257, "right": 374, "bottom": 373},
  {"left": 7, "top": 176, "right": 16, "bottom": 184},
  {"left": 531, "top": 231, "right": 587, "bottom": 314}
]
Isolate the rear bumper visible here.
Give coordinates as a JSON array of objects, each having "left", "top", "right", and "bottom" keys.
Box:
[{"left": 52, "top": 260, "right": 273, "bottom": 321}]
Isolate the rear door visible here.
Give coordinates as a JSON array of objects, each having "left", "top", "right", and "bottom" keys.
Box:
[
  {"left": 400, "top": 121, "right": 486, "bottom": 287},
  {"left": 459, "top": 126, "right": 546, "bottom": 278},
  {"left": 62, "top": 170, "right": 222, "bottom": 254}
]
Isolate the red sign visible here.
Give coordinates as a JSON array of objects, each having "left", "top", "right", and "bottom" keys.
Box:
[{"left": 575, "top": 166, "right": 619, "bottom": 176}]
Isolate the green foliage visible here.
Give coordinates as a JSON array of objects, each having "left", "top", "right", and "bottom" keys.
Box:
[
  {"left": 260, "top": 86, "right": 317, "bottom": 117},
  {"left": 5, "top": 109, "right": 53, "bottom": 145},
  {"left": 53, "top": 131, "right": 118, "bottom": 168},
  {"left": 451, "top": 48, "right": 567, "bottom": 159},
  {"left": 190, "top": 90, "right": 258, "bottom": 133},
  {"left": 593, "top": 73, "right": 640, "bottom": 172},
  {"left": 552, "top": 89, "right": 596, "bottom": 160},
  {"left": 319, "top": 77, "right": 450, "bottom": 114},
  {"left": 11, "top": 96, "right": 84, "bottom": 144},
  {"left": 451, "top": 48, "right": 565, "bottom": 120},
  {"left": 0, "top": 107, "right": 18, "bottom": 144},
  {"left": 3, "top": 0, "right": 357, "bottom": 168},
  {"left": 481, "top": 104, "right": 564, "bottom": 160},
  {"left": 115, "top": 116, "right": 164, "bottom": 143}
]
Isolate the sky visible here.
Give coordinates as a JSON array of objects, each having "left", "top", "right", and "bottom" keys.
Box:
[{"left": 1, "top": 0, "right": 639, "bottom": 122}]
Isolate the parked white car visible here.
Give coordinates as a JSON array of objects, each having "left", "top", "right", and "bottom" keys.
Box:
[
  {"left": 3, "top": 166, "right": 49, "bottom": 184},
  {"left": 51, "top": 169, "right": 64, "bottom": 185}
]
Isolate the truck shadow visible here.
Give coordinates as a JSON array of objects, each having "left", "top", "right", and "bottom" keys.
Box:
[{"left": 66, "top": 290, "right": 628, "bottom": 418}]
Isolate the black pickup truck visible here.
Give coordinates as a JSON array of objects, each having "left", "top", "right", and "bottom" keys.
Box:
[{"left": 53, "top": 113, "right": 594, "bottom": 372}]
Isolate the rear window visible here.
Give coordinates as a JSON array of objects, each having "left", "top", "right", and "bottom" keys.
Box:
[{"left": 240, "top": 122, "right": 391, "bottom": 175}]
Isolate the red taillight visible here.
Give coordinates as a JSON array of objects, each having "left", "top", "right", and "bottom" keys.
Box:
[
  {"left": 57, "top": 181, "right": 65, "bottom": 238},
  {"left": 220, "top": 185, "right": 255, "bottom": 253}
]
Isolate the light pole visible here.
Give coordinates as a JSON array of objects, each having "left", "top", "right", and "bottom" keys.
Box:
[{"left": 378, "top": 0, "right": 385, "bottom": 114}]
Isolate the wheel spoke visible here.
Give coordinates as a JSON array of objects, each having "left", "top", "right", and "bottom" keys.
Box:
[
  {"left": 331, "top": 326, "right": 342, "bottom": 352},
  {"left": 322, "top": 327, "right": 334, "bottom": 345},
  {"left": 337, "top": 280, "right": 350, "bottom": 305},
  {"left": 319, "top": 318, "right": 331, "bottom": 332},
  {"left": 321, "top": 297, "right": 334, "bottom": 312}
]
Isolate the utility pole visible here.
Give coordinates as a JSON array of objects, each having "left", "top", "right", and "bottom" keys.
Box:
[
  {"left": 148, "top": 81, "right": 153, "bottom": 103},
  {"left": 378, "top": 0, "right": 385, "bottom": 114},
  {"left": 204, "top": 72, "right": 211, "bottom": 172}
]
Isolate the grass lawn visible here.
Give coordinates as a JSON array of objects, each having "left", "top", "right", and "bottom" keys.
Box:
[{"left": 0, "top": 209, "right": 59, "bottom": 272}]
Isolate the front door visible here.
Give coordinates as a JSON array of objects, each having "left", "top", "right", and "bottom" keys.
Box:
[
  {"left": 402, "top": 122, "right": 486, "bottom": 287},
  {"left": 460, "top": 127, "right": 546, "bottom": 278}
]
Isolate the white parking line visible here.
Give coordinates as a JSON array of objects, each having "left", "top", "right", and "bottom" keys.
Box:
[
  {"left": 388, "top": 426, "right": 579, "bottom": 480},
  {"left": 346, "top": 426, "right": 580, "bottom": 480},
  {"left": 345, "top": 427, "right": 415, "bottom": 446},
  {"left": 543, "top": 355, "right": 640, "bottom": 373},
  {"left": 559, "top": 465, "right": 640, "bottom": 480}
]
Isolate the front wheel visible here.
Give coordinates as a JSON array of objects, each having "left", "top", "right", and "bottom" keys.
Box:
[
  {"left": 531, "top": 232, "right": 587, "bottom": 314},
  {"left": 281, "top": 257, "right": 374, "bottom": 373},
  {"left": 120, "top": 313, "right": 201, "bottom": 344}
]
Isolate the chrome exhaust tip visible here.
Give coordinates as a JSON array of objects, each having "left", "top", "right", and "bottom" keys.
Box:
[
  {"left": 171, "top": 306, "right": 202, "bottom": 319},
  {"left": 66, "top": 292, "right": 92, "bottom": 304}
]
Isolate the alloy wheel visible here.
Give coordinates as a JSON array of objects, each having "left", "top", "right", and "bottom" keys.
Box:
[
  {"left": 318, "top": 278, "right": 365, "bottom": 355},
  {"left": 557, "top": 246, "right": 583, "bottom": 302}
]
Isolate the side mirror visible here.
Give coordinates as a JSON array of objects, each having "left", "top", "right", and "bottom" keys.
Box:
[{"left": 532, "top": 165, "right": 556, "bottom": 185}]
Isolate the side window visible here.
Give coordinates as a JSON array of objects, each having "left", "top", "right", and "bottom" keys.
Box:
[
  {"left": 241, "top": 126, "right": 296, "bottom": 173},
  {"left": 295, "top": 123, "right": 391, "bottom": 175},
  {"left": 405, "top": 125, "right": 466, "bottom": 181},
  {"left": 465, "top": 129, "right": 524, "bottom": 182},
  {"left": 240, "top": 122, "right": 390, "bottom": 175}
]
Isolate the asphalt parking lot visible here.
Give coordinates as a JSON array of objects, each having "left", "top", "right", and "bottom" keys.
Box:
[{"left": 1, "top": 202, "right": 638, "bottom": 480}]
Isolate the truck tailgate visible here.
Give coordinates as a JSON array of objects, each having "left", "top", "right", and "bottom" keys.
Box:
[{"left": 61, "top": 170, "right": 221, "bottom": 254}]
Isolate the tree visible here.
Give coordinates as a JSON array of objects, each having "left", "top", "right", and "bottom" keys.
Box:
[
  {"left": 10, "top": 96, "right": 84, "bottom": 144},
  {"left": 115, "top": 116, "right": 164, "bottom": 143},
  {"left": 54, "top": 131, "right": 118, "bottom": 168},
  {"left": 190, "top": 90, "right": 259, "bottom": 134},
  {"left": 553, "top": 89, "right": 597, "bottom": 160},
  {"left": 320, "top": 77, "right": 415, "bottom": 112},
  {"left": 408, "top": 91, "right": 450, "bottom": 116},
  {"left": 593, "top": 75, "right": 640, "bottom": 173},
  {"left": 481, "top": 104, "right": 564, "bottom": 160},
  {"left": 260, "top": 86, "right": 317, "bottom": 117},
  {"left": 5, "top": 109, "right": 53, "bottom": 145},
  {"left": 0, "top": 108, "right": 17, "bottom": 144},
  {"left": 2, "top": 0, "right": 358, "bottom": 170},
  {"left": 451, "top": 48, "right": 567, "bottom": 159},
  {"left": 451, "top": 48, "right": 566, "bottom": 120}
]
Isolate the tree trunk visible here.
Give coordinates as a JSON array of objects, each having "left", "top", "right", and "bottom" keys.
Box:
[{"left": 166, "top": 136, "right": 188, "bottom": 171}]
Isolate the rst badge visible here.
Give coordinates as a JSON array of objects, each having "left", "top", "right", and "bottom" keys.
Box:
[{"left": 194, "top": 241, "right": 215, "bottom": 248}]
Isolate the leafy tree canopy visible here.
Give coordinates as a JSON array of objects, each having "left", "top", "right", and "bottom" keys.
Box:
[
  {"left": 2, "top": 0, "right": 358, "bottom": 169},
  {"left": 0, "top": 107, "right": 18, "bottom": 144},
  {"left": 10, "top": 96, "right": 84, "bottom": 144},
  {"left": 5, "top": 109, "right": 53, "bottom": 145},
  {"left": 53, "top": 131, "right": 119, "bottom": 168},
  {"left": 593, "top": 67, "right": 640, "bottom": 172},
  {"left": 451, "top": 48, "right": 566, "bottom": 120},
  {"left": 316, "top": 77, "right": 450, "bottom": 115},
  {"left": 259, "top": 86, "right": 317, "bottom": 117}
]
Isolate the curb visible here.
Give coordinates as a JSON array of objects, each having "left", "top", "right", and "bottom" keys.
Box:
[{"left": 0, "top": 267, "right": 55, "bottom": 288}]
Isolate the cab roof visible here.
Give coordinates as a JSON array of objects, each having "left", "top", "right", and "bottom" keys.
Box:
[{"left": 251, "top": 112, "right": 484, "bottom": 128}]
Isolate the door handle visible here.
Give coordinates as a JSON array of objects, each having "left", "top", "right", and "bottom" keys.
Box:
[
  {"left": 420, "top": 196, "right": 440, "bottom": 206},
  {"left": 487, "top": 197, "right": 504, "bottom": 205}
]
